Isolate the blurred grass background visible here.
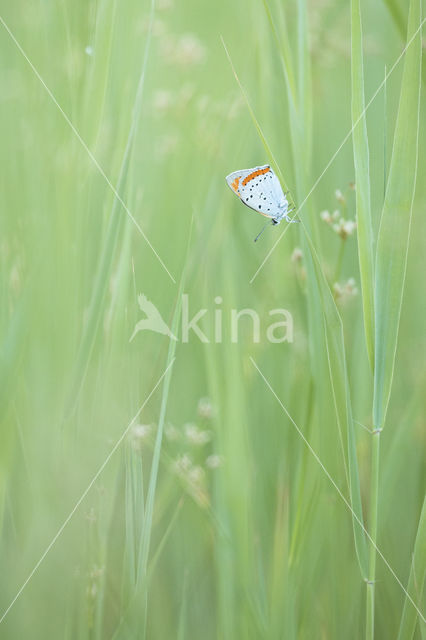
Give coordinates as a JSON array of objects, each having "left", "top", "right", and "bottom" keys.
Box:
[{"left": 0, "top": 0, "right": 425, "bottom": 638}]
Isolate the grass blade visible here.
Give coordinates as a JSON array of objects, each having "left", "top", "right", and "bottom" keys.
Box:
[
  {"left": 261, "top": 0, "right": 297, "bottom": 104},
  {"left": 259, "top": 0, "right": 368, "bottom": 580},
  {"left": 135, "top": 242, "right": 189, "bottom": 592},
  {"left": 65, "top": 0, "right": 156, "bottom": 418},
  {"left": 123, "top": 443, "right": 145, "bottom": 592},
  {"left": 302, "top": 227, "right": 368, "bottom": 580},
  {"left": 369, "top": 1, "right": 422, "bottom": 636},
  {"left": 351, "top": 0, "right": 375, "bottom": 370},
  {"left": 177, "top": 570, "right": 189, "bottom": 640},
  {"left": 381, "top": 0, "right": 426, "bottom": 86},
  {"left": 397, "top": 496, "right": 426, "bottom": 639},
  {"left": 113, "top": 232, "right": 189, "bottom": 638},
  {"left": 373, "top": 0, "right": 422, "bottom": 432},
  {"left": 221, "top": 37, "right": 289, "bottom": 191}
]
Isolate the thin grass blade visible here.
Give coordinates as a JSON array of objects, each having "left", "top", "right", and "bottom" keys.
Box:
[
  {"left": 351, "top": 0, "right": 375, "bottom": 370},
  {"left": 397, "top": 495, "right": 426, "bottom": 639},
  {"left": 123, "top": 443, "right": 145, "bottom": 592},
  {"left": 221, "top": 37, "right": 289, "bottom": 191},
  {"left": 302, "top": 227, "right": 368, "bottom": 579},
  {"left": 261, "top": 0, "right": 297, "bottom": 106},
  {"left": 113, "top": 229, "right": 189, "bottom": 639},
  {"left": 64, "top": 0, "right": 156, "bottom": 419},
  {"left": 382, "top": 0, "right": 426, "bottom": 86}
]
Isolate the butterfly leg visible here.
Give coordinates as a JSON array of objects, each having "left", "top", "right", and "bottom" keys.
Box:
[{"left": 284, "top": 206, "right": 299, "bottom": 223}]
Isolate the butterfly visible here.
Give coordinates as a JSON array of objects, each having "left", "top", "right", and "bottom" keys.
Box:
[{"left": 225, "top": 164, "right": 298, "bottom": 241}]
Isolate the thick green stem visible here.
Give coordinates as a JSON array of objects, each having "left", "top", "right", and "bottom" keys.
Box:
[{"left": 366, "top": 430, "right": 381, "bottom": 639}]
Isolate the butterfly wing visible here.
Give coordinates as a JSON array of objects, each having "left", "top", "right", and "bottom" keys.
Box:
[
  {"left": 269, "top": 170, "right": 290, "bottom": 219},
  {"left": 239, "top": 165, "right": 283, "bottom": 218},
  {"left": 226, "top": 165, "right": 280, "bottom": 218},
  {"left": 225, "top": 168, "right": 255, "bottom": 197},
  {"left": 226, "top": 165, "right": 293, "bottom": 223},
  {"left": 269, "top": 170, "right": 287, "bottom": 206}
]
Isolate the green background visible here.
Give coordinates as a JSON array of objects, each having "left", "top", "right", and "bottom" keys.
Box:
[{"left": 0, "top": 0, "right": 424, "bottom": 638}]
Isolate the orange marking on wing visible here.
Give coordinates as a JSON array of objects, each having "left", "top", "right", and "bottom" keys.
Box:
[
  {"left": 242, "top": 166, "right": 270, "bottom": 186},
  {"left": 231, "top": 176, "right": 240, "bottom": 194}
]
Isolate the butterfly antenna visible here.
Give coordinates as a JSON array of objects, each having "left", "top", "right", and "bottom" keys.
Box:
[{"left": 254, "top": 221, "right": 272, "bottom": 242}]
